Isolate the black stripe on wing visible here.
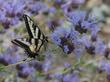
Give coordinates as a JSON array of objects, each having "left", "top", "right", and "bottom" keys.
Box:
[
  {"left": 23, "top": 14, "right": 33, "bottom": 38},
  {"left": 23, "top": 14, "right": 46, "bottom": 39},
  {"left": 11, "top": 39, "right": 30, "bottom": 49},
  {"left": 35, "top": 39, "right": 43, "bottom": 52}
]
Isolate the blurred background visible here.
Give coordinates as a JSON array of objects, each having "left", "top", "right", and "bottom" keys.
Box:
[{"left": 0, "top": 0, "right": 110, "bottom": 82}]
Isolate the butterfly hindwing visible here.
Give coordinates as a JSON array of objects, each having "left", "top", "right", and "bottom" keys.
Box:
[
  {"left": 12, "top": 38, "right": 44, "bottom": 55},
  {"left": 11, "top": 38, "right": 30, "bottom": 49}
]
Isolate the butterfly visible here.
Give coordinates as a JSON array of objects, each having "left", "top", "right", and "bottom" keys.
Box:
[{"left": 11, "top": 14, "right": 48, "bottom": 59}]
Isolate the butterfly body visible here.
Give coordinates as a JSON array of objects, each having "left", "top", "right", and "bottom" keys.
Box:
[{"left": 12, "top": 14, "right": 48, "bottom": 59}]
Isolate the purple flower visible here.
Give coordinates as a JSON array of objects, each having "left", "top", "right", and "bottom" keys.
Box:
[
  {"left": 16, "top": 63, "right": 28, "bottom": 71},
  {"left": 105, "top": 64, "right": 110, "bottom": 75},
  {"left": 55, "top": 0, "right": 62, "bottom": 3},
  {"left": 29, "top": 60, "right": 42, "bottom": 71},
  {"left": 80, "top": 35, "right": 106, "bottom": 55},
  {"left": 63, "top": 72, "right": 79, "bottom": 82},
  {"left": 61, "top": 0, "right": 85, "bottom": 14},
  {"left": 98, "top": 61, "right": 110, "bottom": 75},
  {"left": 54, "top": 0, "right": 64, "bottom": 5},
  {"left": 66, "top": 10, "right": 100, "bottom": 35},
  {"left": 0, "top": 53, "right": 17, "bottom": 65},
  {"left": 3, "top": 0, "right": 25, "bottom": 17},
  {"left": 94, "top": 38, "right": 106, "bottom": 55},
  {"left": 0, "top": 56, "right": 9, "bottom": 65},
  {"left": 17, "top": 66, "right": 34, "bottom": 79},
  {"left": 51, "top": 32, "right": 61, "bottom": 45},
  {"left": 74, "top": 48, "right": 85, "bottom": 58},
  {"left": 0, "top": 0, "right": 25, "bottom": 28},
  {"left": 42, "top": 57, "right": 52, "bottom": 72},
  {"left": 104, "top": 48, "right": 110, "bottom": 59},
  {"left": 80, "top": 35, "right": 91, "bottom": 48},
  {"left": 10, "top": 17, "right": 19, "bottom": 25},
  {"left": 51, "top": 26, "right": 88, "bottom": 56},
  {"left": 53, "top": 80, "right": 59, "bottom": 82},
  {"left": 48, "top": 7, "right": 56, "bottom": 14},
  {"left": 50, "top": 73, "right": 63, "bottom": 80},
  {"left": 0, "top": 0, "right": 49, "bottom": 28},
  {"left": 50, "top": 9, "right": 103, "bottom": 56},
  {"left": 71, "top": 0, "right": 85, "bottom": 5},
  {"left": 64, "top": 45, "right": 70, "bottom": 54},
  {"left": 0, "top": 10, "right": 6, "bottom": 22},
  {"left": 27, "top": 1, "right": 48, "bottom": 14},
  {"left": 64, "top": 62, "right": 71, "bottom": 68},
  {"left": 51, "top": 27, "right": 76, "bottom": 54},
  {"left": 47, "top": 18, "right": 61, "bottom": 31},
  {"left": 67, "top": 10, "right": 86, "bottom": 25},
  {"left": 0, "top": 46, "right": 22, "bottom": 66}
]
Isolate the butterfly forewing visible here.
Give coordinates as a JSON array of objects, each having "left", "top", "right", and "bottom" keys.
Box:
[{"left": 23, "top": 14, "right": 45, "bottom": 39}]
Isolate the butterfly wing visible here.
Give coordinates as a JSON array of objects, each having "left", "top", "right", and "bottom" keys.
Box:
[
  {"left": 23, "top": 14, "right": 45, "bottom": 40},
  {"left": 11, "top": 38, "right": 30, "bottom": 50}
]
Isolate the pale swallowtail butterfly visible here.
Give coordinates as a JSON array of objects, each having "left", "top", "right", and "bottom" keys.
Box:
[{"left": 11, "top": 14, "right": 48, "bottom": 59}]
